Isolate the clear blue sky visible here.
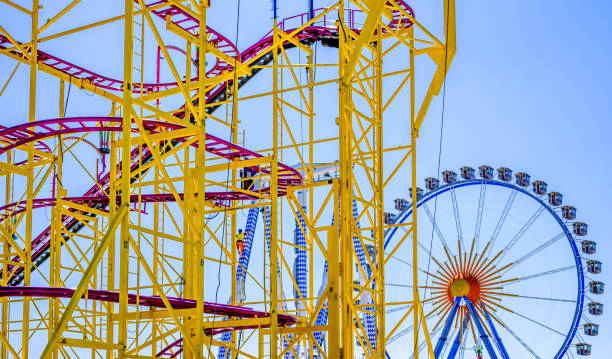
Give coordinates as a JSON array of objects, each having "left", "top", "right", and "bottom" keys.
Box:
[{"left": 0, "top": 0, "right": 610, "bottom": 357}]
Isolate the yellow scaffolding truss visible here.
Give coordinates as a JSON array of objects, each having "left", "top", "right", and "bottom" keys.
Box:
[{"left": 0, "top": 1, "right": 454, "bottom": 358}]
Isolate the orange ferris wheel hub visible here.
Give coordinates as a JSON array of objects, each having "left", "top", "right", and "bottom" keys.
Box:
[{"left": 448, "top": 275, "right": 482, "bottom": 303}]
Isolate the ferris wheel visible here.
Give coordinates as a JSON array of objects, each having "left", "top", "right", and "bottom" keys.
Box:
[{"left": 383, "top": 165, "right": 603, "bottom": 359}]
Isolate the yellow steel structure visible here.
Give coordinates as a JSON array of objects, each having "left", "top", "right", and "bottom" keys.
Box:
[{"left": 0, "top": 0, "right": 454, "bottom": 358}]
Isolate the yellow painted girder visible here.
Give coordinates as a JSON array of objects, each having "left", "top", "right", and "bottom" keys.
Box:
[
  {"left": 59, "top": 337, "right": 123, "bottom": 351},
  {"left": 0, "top": 0, "right": 31, "bottom": 14},
  {"left": 0, "top": 161, "right": 29, "bottom": 177},
  {"left": 40, "top": 204, "right": 127, "bottom": 359},
  {"left": 38, "top": 0, "right": 82, "bottom": 34}
]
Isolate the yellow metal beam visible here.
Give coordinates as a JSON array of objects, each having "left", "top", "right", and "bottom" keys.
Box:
[
  {"left": 341, "top": 1, "right": 385, "bottom": 83},
  {"left": 38, "top": 0, "right": 82, "bottom": 33},
  {"left": 0, "top": 0, "right": 31, "bottom": 15},
  {"left": 0, "top": 24, "right": 32, "bottom": 61},
  {"left": 0, "top": 61, "right": 20, "bottom": 97},
  {"left": 39, "top": 204, "right": 127, "bottom": 359},
  {"left": 59, "top": 338, "right": 123, "bottom": 351}
]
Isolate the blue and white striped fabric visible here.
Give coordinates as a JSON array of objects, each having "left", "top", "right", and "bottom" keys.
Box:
[
  {"left": 352, "top": 199, "right": 377, "bottom": 352},
  {"left": 294, "top": 205, "right": 308, "bottom": 310},
  {"left": 263, "top": 206, "right": 293, "bottom": 358},
  {"left": 218, "top": 205, "right": 260, "bottom": 359},
  {"left": 313, "top": 260, "right": 328, "bottom": 354},
  {"left": 236, "top": 206, "right": 260, "bottom": 298},
  {"left": 264, "top": 206, "right": 281, "bottom": 277}
]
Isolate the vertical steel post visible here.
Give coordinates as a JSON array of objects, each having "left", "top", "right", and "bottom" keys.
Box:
[
  {"left": 408, "top": 24, "right": 421, "bottom": 359},
  {"left": 270, "top": 21, "right": 280, "bottom": 359},
  {"left": 1, "top": 148, "right": 10, "bottom": 359},
  {"left": 327, "top": 185, "right": 340, "bottom": 359},
  {"left": 50, "top": 79, "right": 65, "bottom": 359},
  {"left": 22, "top": 1, "right": 38, "bottom": 357},
  {"left": 107, "top": 102, "right": 118, "bottom": 359},
  {"left": 230, "top": 6, "right": 239, "bottom": 355},
  {"left": 182, "top": 39, "right": 194, "bottom": 359},
  {"left": 375, "top": 20, "right": 385, "bottom": 358},
  {"left": 307, "top": 34, "right": 315, "bottom": 357},
  {"left": 196, "top": 5, "right": 208, "bottom": 352},
  {"left": 119, "top": 0, "right": 134, "bottom": 357},
  {"left": 337, "top": 3, "right": 354, "bottom": 357}
]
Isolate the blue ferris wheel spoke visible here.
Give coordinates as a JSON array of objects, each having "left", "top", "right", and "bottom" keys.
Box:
[
  {"left": 506, "top": 233, "right": 565, "bottom": 272},
  {"left": 511, "top": 310, "right": 566, "bottom": 336},
  {"left": 387, "top": 314, "right": 442, "bottom": 346},
  {"left": 514, "top": 294, "right": 576, "bottom": 304},
  {"left": 473, "top": 183, "right": 487, "bottom": 252},
  {"left": 496, "top": 315, "right": 542, "bottom": 359},
  {"left": 496, "top": 206, "right": 545, "bottom": 264},
  {"left": 386, "top": 304, "right": 411, "bottom": 314},
  {"left": 450, "top": 189, "right": 464, "bottom": 250},
  {"left": 506, "top": 265, "right": 575, "bottom": 285},
  {"left": 482, "top": 306, "right": 510, "bottom": 359},
  {"left": 486, "top": 190, "right": 517, "bottom": 257},
  {"left": 423, "top": 203, "right": 452, "bottom": 254},
  {"left": 434, "top": 298, "right": 461, "bottom": 358},
  {"left": 404, "top": 325, "right": 444, "bottom": 358},
  {"left": 386, "top": 251, "right": 423, "bottom": 271},
  {"left": 465, "top": 298, "right": 498, "bottom": 359},
  {"left": 398, "top": 227, "right": 435, "bottom": 257},
  {"left": 457, "top": 322, "right": 470, "bottom": 359},
  {"left": 386, "top": 282, "right": 413, "bottom": 288}
]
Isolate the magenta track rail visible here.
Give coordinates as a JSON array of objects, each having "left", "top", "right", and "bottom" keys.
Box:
[
  {"left": 0, "top": 286, "right": 297, "bottom": 337},
  {"left": 0, "top": 117, "right": 301, "bottom": 284},
  {"left": 0, "top": 1, "right": 413, "bottom": 100},
  {"left": 0, "top": 117, "right": 301, "bottom": 191},
  {"left": 0, "top": 1, "right": 238, "bottom": 93}
]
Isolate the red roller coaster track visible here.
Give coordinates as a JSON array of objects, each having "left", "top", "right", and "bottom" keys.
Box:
[
  {"left": 0, "top": 117, "right": 301, "bottom": 284},
  {"left": 0, "top": 286, "right": 297, "bottom": 338}
]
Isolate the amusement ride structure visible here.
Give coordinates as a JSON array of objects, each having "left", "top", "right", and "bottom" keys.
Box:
[{"left": 0, "top": 0, "right": 603, "bottom": 358}]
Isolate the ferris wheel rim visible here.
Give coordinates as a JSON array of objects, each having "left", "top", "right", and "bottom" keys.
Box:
[{"left": 383, "top": 178, "right": 585, "bottom": 359}]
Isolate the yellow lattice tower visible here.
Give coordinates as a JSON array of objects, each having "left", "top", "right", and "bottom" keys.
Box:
[{"left": 0, "top": 1, "right": 454, "bottom": 358}]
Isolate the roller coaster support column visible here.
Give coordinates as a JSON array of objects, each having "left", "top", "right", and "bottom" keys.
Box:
[
  {"left": 271, "top": 18, "right": 280, "bottom": 359},
  {"left": 183, "top": 34, "right": 195, "bottom": 359},
  {"left": 409, "top": 24, "right": 420, "bottom": 359},
  {"left": 338, "top": 1, "right": 387, "bottom": 357},
  {"left": 465, "top": 298, "right": 498, "bottom": 359},
  {"left": 41, "top": 205, "right": 128, "bottom": 359},
  {"left": 327, "top": 185, "right": 341, "bottom": 357},
  {"left": 374, "top": 18, "right": 386, "bottom": 358},
  {"left": 307, "top": 24, "right": 316, "bottom": 342},
  {"left": 49, "top": 79, "right": 65, "bottom": 359},
  {"left": 193, "top": 2, "right": 208, "bottom": 358},
  {"left": 22, "top": 1, "right": 39, "bottom": 358},
  {"left": 230, "top": 1, "right": 240, "bottom": 353},
  {"left": 118, "top": 0, "right": 134, "bottom": 357},
  {"left": 107, "top": 104, "right": 119, "bottom": 359},
  {"left": 337, "top": 3, "right": 352, "bottom": 357},
  {"left": 1, "top": 150, "right": 11, "bottom": 359}
]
